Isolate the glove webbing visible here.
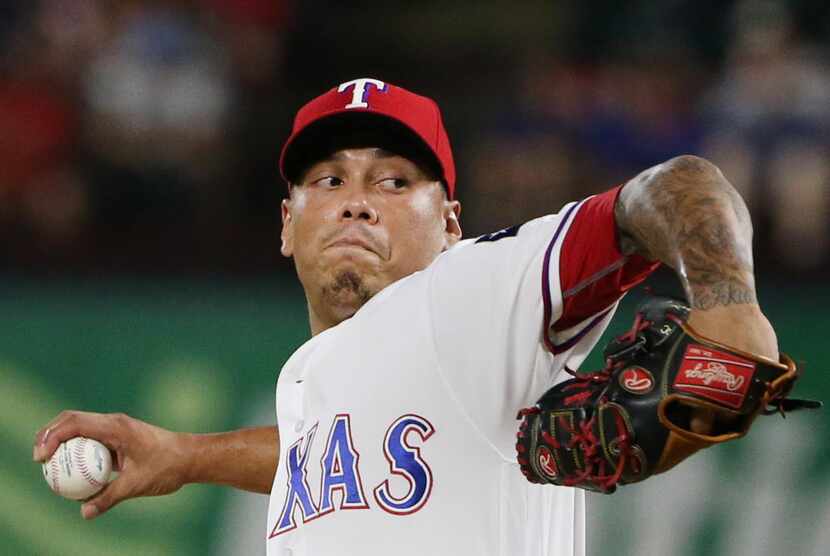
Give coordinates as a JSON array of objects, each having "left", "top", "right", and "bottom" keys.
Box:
[{"left": 517, "top": 314, "right": 655, "bottom": 492}]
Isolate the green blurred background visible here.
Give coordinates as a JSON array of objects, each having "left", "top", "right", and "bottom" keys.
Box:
[
  {"left": 2, "top": 280, "right": 308, "bottom": 556},
  {"left": 2, "top": 281, "right": 826, "bottom": 555}
]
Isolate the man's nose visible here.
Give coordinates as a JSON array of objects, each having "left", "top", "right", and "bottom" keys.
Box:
[{"left": 338, "top": 196, "right": 379, "bottom": 224}]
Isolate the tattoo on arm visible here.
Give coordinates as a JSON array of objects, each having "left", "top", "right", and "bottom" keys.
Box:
[{"left": 615, "top": 155, "right": 758, "bottom": 310}]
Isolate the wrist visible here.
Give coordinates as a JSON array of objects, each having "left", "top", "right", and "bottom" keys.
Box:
[
  {"left": 687, "top": 305, "right": 779, "bottom": 361},
  {"left": 175, "top": 432, "right": 201, "bottom": 486}
]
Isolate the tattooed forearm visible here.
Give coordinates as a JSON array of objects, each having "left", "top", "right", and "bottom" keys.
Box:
[{"left": 615, "top": 155, "right": 758, "bottom": 310}]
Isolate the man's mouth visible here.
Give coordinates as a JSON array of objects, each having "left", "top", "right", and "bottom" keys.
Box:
[{"left": 326, "top": 233, "right": 383, "bottom": 257}]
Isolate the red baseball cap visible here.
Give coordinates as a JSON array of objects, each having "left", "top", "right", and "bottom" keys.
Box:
[{"left": 279, "top": 78, "right": 456, "bottom": 199}]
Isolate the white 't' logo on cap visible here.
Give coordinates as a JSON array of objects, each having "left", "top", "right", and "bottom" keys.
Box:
[{"left": 338, "top": 78, "right": 387, "bottom": 109}]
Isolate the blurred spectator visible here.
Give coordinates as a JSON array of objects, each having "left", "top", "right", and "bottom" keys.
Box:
[
  {"left": 0, "top": 3, "right": 89, "bottom": 257},
  {"left": 82, "top": 2, "right": 231, "bottom": 253},
  {"left": 0, "top": 0, "right": 826, "bottom": 278},
  {"left": 206, "top": 0, "right": 292, "bottom": 243},
  {"left": 463, "top": 48, "right": 705, "bottom": 235},
  {"left": 461, "top": 55, "right": 591, "bottom": 235},
  {"left": 464, "top": 133, "right": 586, "bottom": 236},
  {"left": 208, "top": 0, "right": 290, "bottom": 90},
  {"left": 34, "top": 0, "right": 111, "bottom": 89},
  {"left": 701, "top": 0, "right": 830, "bottom": 270},
  {"left": 581, "top": 52, "right": 705, "bottom": 176}
]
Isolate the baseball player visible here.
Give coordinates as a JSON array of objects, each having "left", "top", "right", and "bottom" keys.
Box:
[{"left": 33, "top": 78, "right": 784, "bottom": 555}]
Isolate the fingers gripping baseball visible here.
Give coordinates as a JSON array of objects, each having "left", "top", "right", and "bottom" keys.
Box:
[
  {"left": 34, "top": 410, "right": 191, "bottom": 519},
  {"left": 34, "top": 410, "right": 126, "bottom": 463}
]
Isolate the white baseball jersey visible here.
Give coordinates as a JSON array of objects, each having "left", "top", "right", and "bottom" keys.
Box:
[{"left": 266, "top": 187, "right": 658, "bottom": 556}]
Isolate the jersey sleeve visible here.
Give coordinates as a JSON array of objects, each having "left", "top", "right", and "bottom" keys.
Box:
[
  {"left": 425, "top": 186, "right": 659, "bottom": 458},
  {"left": 545, "top": 185, "right": 660, "bottom": 353}
]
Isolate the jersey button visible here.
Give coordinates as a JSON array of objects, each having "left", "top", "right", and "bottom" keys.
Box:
[{"left": 294, "top": 420, "right": 304, "bottom": 433}]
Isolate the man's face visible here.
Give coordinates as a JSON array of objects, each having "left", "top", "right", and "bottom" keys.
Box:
[{"left": 281, "top": 147, "right": 462, "bottom": 333}]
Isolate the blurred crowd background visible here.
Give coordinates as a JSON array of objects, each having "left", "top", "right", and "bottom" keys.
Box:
[{"left": 2, "top": 0, "right": 829, "bottom": 279}]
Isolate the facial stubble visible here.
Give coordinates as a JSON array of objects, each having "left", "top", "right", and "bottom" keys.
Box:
[{"left": 321, "top": 270, "right": 375, "bottom": 316}]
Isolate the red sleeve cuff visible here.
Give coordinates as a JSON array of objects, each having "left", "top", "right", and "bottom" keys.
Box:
[{"left": 552, "top": 185, "right": 659, "bottom": 332}]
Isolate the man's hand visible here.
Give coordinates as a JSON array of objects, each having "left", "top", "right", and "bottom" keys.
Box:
[
  {"left": 33, "top": 411, "right": 192, "bottom": 519},
  {"left": 33, "top": 412, "right": 279, "bottom": 520},
  {"left": 686, "top": 305, "right": 780, "bottom": 434}
]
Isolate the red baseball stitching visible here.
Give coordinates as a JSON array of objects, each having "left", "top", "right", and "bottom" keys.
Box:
[
  {"left": 50, "top": 456, "right": 61, "bottom": 495},
  {"left": 73, "top": 438, "right": 105, "bottom": 488}
]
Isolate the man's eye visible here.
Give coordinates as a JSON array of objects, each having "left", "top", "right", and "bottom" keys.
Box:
[
  {"left": 314, "top": 177, "right": 342, "bottom": 188},
  {"left": 378, "top": 178, "right": 407, "bottom": 190}
]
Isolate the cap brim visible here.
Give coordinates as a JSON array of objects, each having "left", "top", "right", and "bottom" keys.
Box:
[{"left": 280, "top": 111, "right": 444, "bottom": 186}]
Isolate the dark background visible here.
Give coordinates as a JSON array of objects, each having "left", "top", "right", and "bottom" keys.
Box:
[{"left": 3, "top": 0, "right": 830, "bottom": 282}]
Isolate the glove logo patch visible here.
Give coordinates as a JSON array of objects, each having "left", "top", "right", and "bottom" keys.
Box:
[
  {"left": 674, "top": 344, "right": 755, "bottom": 409},
  {"left": 619, "top": 367, "right": 655, "bottom": 394},
  {"left": 536, "top": 446, "right": 558, "bottom": 479}
]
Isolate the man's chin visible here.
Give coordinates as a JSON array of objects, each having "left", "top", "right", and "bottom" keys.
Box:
[{"left": 321, "top": 270, "right": 376, "bottom": 320}]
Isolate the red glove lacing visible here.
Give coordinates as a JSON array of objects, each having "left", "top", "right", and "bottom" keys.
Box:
[{"left": 521, "top": 313, "right": 652, "bottom": 491}]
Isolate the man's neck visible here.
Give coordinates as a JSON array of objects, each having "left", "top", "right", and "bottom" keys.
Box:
[
  {"left": 308, "top": 311, "right": 332, "bottom": 336},
  {"left": 307, "top": 300, "right": 357, "bottom": 336}
]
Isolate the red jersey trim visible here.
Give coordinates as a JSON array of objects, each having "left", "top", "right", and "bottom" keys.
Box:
[
  {"left": 541, "top": 186, "right": 660, "bottom": 355},
  {"left": 541, "top": 201, "right": 583, "bottom": 354},
  {"left": 554, "top": 186, "right": 659, "bottom": 334}
]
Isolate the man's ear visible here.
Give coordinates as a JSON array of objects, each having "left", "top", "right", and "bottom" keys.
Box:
[
  {"left": 280, "top": 198, "right": 294, "bottom": 257},
  {"left": 443, "top": 200, "right": 462, "bottom": 250}
]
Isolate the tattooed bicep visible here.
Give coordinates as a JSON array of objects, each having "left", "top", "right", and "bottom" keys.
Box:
[
  {"left": 615, "top": 155, "right": 757, "bottom": 309},
  {"left": 614, "top": 192, "right": 652, "bottom": 259}
]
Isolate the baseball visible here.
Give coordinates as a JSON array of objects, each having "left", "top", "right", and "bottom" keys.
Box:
[{"left": 42, "top": 437, "right": 112, "bottom": 500}]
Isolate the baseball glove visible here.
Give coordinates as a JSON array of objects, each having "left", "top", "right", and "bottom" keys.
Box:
[{"left": 516, "top": 297, "right": 821, "bottom": 493}]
